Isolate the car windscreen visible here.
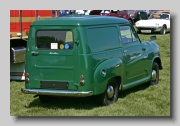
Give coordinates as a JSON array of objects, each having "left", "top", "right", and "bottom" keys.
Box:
[
  {"left": 138, "top": 12, "right": 148, "bottom": 20},
  {"left": 149, "top": 13, "right": 169, "bottom": 19}
]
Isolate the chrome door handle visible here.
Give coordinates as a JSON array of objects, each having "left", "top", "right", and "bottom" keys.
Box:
[
  {"left": 31, "top": 51, "right": 39, "bottom": 56},
  {"left": 124, "top": 50, "right": 129, "bottom": 53}
]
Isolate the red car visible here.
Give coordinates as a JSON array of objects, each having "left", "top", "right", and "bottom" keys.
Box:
[{"left": 89, "top": 10, "right": 134, "bottom": 25}]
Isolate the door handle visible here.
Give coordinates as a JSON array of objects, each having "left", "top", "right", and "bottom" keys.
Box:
[
  {"left": 124, "top": 50, "right": 129, "bottom": 56},
  {"left": 124, "top": 50, "right": 129, "bottom": 53},
  {"left": 31, "top": 51, "right": 39, "bottom": 56}
]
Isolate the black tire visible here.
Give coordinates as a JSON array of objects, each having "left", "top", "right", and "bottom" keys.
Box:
[
  {"left": 160, "top": 25, "right": 166, "bottom": 34},
  {"left": 146, "top": 62, "right": 159, "bottom": 86},
  {"left": 97, "top": 78, "right": 119, "bottom": 106},
  {"left": 39, "top": 95, "right": 56, "bottom": 103},
  {"left": 128, "top": 19, "right": 133, "bottom": 25},
  {"left": 137, "top": 30, "right": 141, "bottom": 34}
]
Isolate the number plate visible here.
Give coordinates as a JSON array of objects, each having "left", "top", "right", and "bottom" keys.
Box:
[{"left": 141, "top": 30, "right": 151, "bottom": 33}]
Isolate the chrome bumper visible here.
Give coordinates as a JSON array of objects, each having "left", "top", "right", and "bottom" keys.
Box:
[{"left": 21, "top": 88, "right": 93, "bottom": 97}]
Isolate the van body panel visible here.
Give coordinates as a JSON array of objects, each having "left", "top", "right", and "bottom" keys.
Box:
[{"left": 25, "top": 25, "right": 78, "bottom": 90}]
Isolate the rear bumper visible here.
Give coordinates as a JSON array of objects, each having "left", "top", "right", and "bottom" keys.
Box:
[{"left": 21, "top": 88, "right": 93, "bottom": 97}]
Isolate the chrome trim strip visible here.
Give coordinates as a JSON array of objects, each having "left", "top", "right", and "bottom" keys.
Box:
[{"left": 21, "top": 88, "right": 93, "bottom": 97}]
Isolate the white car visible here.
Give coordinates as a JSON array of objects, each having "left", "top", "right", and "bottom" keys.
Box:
[{"left": 135, "top": 12, "right": 170, "bottom": 34}]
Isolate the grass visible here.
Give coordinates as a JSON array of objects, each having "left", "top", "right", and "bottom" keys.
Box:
[{"left": 10, "top": 32, "right": 170, "bottom": 116}]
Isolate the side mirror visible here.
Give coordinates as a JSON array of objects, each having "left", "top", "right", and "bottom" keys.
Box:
[{"left": 150, "top": 35, "right": 157, "bottom": 41}]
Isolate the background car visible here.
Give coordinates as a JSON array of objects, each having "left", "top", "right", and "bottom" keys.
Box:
[
  {"left": 89, "top": 10, "right": 134, "bottom": 25},
  {"left": 135, "top": 10, "right": 170, "bottom": 34},
  {"left": 127, "top": 10, "right": 149, "bottom": 23}
]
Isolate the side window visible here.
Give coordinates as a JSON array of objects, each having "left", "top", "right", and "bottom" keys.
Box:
[
  {"left": 36, "top": 30, "right": 74, "bottom": 50},
  {"left": 87, "top": 26, "right": 120, "bottom": 52},
  {"left": 119, "top": 26, "right": 136, "bottom": 44}
]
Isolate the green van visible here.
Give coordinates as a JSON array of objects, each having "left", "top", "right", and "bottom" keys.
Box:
[{"left": 21, "top": 15, "right": 163, "bottom": 106}]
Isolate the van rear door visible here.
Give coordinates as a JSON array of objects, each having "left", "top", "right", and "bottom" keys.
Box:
[{"left": 28, "top": 27, "right": 78, "bottom": 90}]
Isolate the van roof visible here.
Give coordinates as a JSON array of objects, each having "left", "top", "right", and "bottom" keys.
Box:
[{"left": 31, "top": 15, "right": 129, "bottom": 26}]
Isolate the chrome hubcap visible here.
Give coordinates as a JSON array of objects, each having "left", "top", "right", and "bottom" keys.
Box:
[
  {"left": 107, "top": 85, "right": 114, "bottom": 99},
  {"left": 163, "top": 29, "right": 166, "bottom": 34},
  {"left": 152, "top": 70, "right": 157, "bottom": 81}
]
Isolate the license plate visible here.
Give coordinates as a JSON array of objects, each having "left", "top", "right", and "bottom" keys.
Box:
[{"left": 141, "top": 30, "right": 151, "bottom": 33}]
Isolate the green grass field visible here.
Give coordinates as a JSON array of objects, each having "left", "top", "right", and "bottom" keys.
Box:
[{"left": 10, "top": 32, "right": 170, "bottom": 116}]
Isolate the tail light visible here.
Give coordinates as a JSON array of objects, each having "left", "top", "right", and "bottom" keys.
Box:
[
  {"left": 25, "top": 72, "right": 29, "bottom": 83},
  {"left": 80, "top": 80, "right": 85, "bottom": 86},
  {"left": 25, "top": 78, "right": 29, "bottom": 83},
  {"left": 80, "top": 75, "right": 84, "bottom": 79},
  {"left": 79, "top": 75, "right": 85, "bottom": 86},
  {"left": 25, "top": 73, "right": 29, "bottom": 77}
]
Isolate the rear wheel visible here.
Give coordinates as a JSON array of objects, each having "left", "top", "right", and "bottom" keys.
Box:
[
  {"left": 146, "top": 62, "right": 159, "bottom": 86},
  {"left": 137, "top": 30, "right": 141, "bottom": 34},
  {"left": 97, "top": 78, "right": 119, "bottom": 106},
  {"left": 160, "top": 25, "right": 166, "bottom": 34},
  {"left": 128, "top": 19, "right": 133, "bottom": 25}
]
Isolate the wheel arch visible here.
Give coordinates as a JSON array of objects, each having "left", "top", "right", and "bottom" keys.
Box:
[
  {"left": 163, "top": 24, "right": 167, "bottom": 29},
  {"left": 93, "top": 58, "right": 123, "bottom": 95},
  {"left": 154, "top": 57, "right": 163, "bottom": 70},
  {"left": 114, "top": 76, "right": 121, "bottom": 90}
]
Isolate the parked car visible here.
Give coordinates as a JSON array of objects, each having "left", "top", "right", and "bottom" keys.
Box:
[
  {"left": 59, "top": 10, "right": 76, "bottom": 17},
  {"left": 59, "top": 10, "right": 71, "bottom": 17},
  {"left": 135, "top": 10, "right": 170, "bottom": 34},
  {"left": 89, "top": 10, "right": 134, "bottom": 25},
  {"left": 21, "top": 15, "right": 163, "bottom": 106},
  {"left": 149, "top": 10, "right": 163, "bottom": 14},
  {"left": 85, "top": 10, "right": 91, "bottom": 15},
  {"left": 75, "top": 10, "right": 86, "bottom": 15},
  {"left": 127, "top": 10, "right": 149, "bottom": 23}
]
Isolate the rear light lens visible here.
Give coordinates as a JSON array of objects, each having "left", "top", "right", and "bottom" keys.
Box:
[
  {"left": 80, "top": 80, "right": 85, "bottom": 86},
  {"left": 25, "top": 73, "right": 29, "bottom": 77},
  {"left": 80, "top": 75, "right": 84, "bottom": 79},
  {"left": 25, "top": 78, "right": 29, "bottom": 83},
  {"left": 79, "top": 75, "right": 85, "bottom": 86}
]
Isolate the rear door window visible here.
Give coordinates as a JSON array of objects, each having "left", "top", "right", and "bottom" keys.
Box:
[{"left": 36, "top": 30, "right": 74, "bottom": 50}]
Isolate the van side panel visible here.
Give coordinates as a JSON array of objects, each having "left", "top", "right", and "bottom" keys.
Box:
[{"left": 81, "top": 25, "right": 124, "bottom": 95}]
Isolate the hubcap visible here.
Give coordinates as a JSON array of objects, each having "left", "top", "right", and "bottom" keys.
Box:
[
  {"left": 152, "top": 70, "right": 157, "bottom": 81},
  {"left": 107, "top": 85, "right": 114, "bottom": 99},
  {"left": 163, "top": 29, "right": 166, "bottom": 34}
]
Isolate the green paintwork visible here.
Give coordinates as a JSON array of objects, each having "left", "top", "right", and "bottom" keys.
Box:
[{"left": 23, "top": 15, "right": 162, "bottom": 97}]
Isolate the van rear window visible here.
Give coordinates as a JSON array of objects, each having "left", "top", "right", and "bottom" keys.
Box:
[
  {"left": 87, "top": 26, "right": 120, "bottom": 52},
  {"left": 36, "top": 30, "right": 74, "bottom": 50}
]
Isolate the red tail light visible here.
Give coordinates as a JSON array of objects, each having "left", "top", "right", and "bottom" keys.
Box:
[
  {"left": 79, "top": 75, "right": 85, "bottom": 85},
  {"left": 80, "top": 80, "right": 85, "bottom": 86},
  {"left": 25, "top": 78, "right": 29, "bottom": 83},
  {"left": 25, "top": 73, "right": 29, "bottom": 77},
  {"left": 80, "top": 75, "right": 84, "bottom": 79}
]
